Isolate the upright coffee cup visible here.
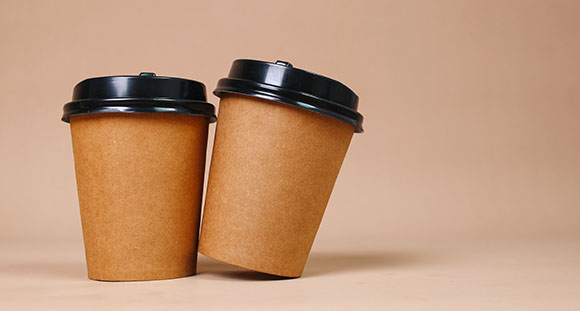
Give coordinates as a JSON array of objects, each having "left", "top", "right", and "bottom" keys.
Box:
[
  {"left": 199, "top": 60, "right": 364, "bottom": 277},
  {"left": 62, "top": 73, "right": 216, "bottom": 281}
]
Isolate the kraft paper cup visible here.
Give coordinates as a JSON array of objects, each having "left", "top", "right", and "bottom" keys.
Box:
[
  {"left": 62, "top": 73, "right": 216, "bottom": 281},
  {"left": 199, "top": 60, "right": 364, "bottom": 277}
]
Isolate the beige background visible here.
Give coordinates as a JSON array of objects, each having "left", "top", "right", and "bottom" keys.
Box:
[{"left": 1, "top": 0, "right": 579, "bottom": 310}]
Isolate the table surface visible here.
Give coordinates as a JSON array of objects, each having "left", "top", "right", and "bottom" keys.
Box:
[{"left": 1, "top": 238, "right": 579, "bottom": 310}]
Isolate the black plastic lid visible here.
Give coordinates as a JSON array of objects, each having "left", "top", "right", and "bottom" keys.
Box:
[
  {"left": 214, "top": 59, "right": 364, "bottom": 133},
  {"left": 62, "top": 72, "right": 216, "bottom": 123}
]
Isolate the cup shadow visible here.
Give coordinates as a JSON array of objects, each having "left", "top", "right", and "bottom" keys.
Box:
[
  {"left": 197, "top": 250, "right": 430, "bottom": 281},
  {"left": 0, "top": 260, "right": 87, "bottom": 280},
  {"left": 303, "top": 251, "right": 426, "bottom": 277},
  {"left": 197, "top": 256, "right": 291, "bottom": 281}
]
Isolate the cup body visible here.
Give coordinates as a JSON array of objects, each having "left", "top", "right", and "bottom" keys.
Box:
[
  {"left": 70, "top": 112, "right": 208, "bottom": 281},
  {"left": 199, "top": 94, "right": 354, "bottom": 277}
]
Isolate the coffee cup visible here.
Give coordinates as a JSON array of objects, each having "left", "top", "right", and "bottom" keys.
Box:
[
  {"left": 199, "top": 60, "right": 363, "bottom": 277},
  {"left": 62, "top": 73, "right": 216, "bottom": 281}
]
